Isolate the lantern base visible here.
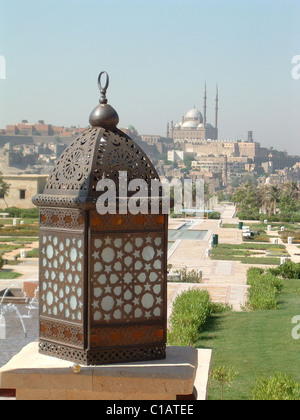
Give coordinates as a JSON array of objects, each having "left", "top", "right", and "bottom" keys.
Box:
[
  {"left": 39, "top": 340, "right": 166, "bottom": 366},
  {"left": 0, "top": 341, "right": 212, "bottom": 400}
]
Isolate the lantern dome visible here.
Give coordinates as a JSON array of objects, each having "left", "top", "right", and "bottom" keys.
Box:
[{"left": 33, "top": 73, "right": 159, "bottom": 209}]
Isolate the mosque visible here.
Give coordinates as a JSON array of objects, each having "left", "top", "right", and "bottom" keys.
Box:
[{"left": 168, "top": 85, "right": 219, "bottom": 143}]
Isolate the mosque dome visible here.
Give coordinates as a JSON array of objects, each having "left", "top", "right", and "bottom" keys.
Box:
[
  {"left": 181, "top": 120, "right": 198, "bottom": 128},
  {"left": 126, "top": 124, "right": 136, "bottom": 131},
  {"left": 185, "top": 108, "right": 202, "bottom": 120}
]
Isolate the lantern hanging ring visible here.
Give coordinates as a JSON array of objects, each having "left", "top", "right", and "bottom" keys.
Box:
[{"left": 98, "top": 71, "right": 109, "bottom": 104}]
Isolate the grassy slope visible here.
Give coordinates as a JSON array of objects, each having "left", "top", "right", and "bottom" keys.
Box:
[{"left": 196, "top": 279, "right": 300, "bottom": 400}]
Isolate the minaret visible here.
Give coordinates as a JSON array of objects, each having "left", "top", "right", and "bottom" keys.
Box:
[
  {"left": 203, "top": 83, "right": 207, "bottom": 128},
  {"left": 215, "top": 85, "right": 219, "bottom": 131}
]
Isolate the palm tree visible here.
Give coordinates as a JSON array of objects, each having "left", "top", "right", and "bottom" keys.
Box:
[
  {"left": 280, "top": 181, "right": 300, "bottom": 201},
  {"left": 258, "top": 185, "right": 280, "bottom": 215}
]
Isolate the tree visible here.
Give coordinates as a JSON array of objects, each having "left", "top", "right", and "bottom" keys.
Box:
[
  {"left": 233, "top": 183, "right": 260, "bottom": 219},
  {"left": 258, "top": 185, "right": 280, "bottom": 216},
  {"left": 211, "top": 366, "right": 239, "bottom": 400},
  {"left": 0, "top": 172, "right": 9, "bottom": 208},
  {"left": 183, "top": 154, "right": 195, "bottom": 170}
]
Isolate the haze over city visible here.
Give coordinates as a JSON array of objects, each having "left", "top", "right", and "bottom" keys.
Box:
[{"left": 0, "top": 0, "right": 299, "bottom": 154}]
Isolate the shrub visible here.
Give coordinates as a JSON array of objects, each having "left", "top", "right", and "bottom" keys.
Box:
[
  {"left": 176, "top": 267, "right": 202, "bottom": 283},
  {"left": 279, "top": 262, "right": 300, "bottom": 280},
  {"left": 251, "top": 372, "right": 300, "bottom": 400},
  {"left": 3, "top": 207, "right": 39, "bottom": 219},
  {"left": 247, "top": 267, "right": 264, "bottom": 283},
  {"left": 168, "top": 289, "right": 212, "bottom": 346},
  {"left": 247, "top": 282, "right": 279, "bottom": 310},
  {"left": 246, "top": 268, "right": 283, "bottom": 310},
  {"left": 207, "top": 211, "right": 221, "bottom": 220},
  {"left": 4, "top": 207, "right": 21, "bottom": 217}
]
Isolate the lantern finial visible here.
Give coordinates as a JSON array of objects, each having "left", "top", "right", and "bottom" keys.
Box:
[
  {"left": 89, "top": 71, "right": 119, "bottom": 129},
  {"left": 98, "top": 71, "right": 109, "bottom": 105}
]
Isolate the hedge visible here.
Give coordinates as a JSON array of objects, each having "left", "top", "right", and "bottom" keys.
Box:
[
  {"left": 269, "top": 262, "right": 300, "bottom": 280},
  {"left": 168, "top": 289, "right": 212, "bottom": 346},
  {"left": 246, "top": 268, "right": 283, "bottom": 310}
]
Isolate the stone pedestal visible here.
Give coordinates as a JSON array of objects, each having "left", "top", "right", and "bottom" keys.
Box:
[{"left": 0, "top": 342, "right": 211, "bottom": 400}]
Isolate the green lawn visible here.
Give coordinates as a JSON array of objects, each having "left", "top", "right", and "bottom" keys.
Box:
[
  {"left": 210, "top": 243, "right": 288, "bottom": 265},
  {"left": 0, "top": 225, "right": 39, "bottom": 237},
  {"left": 0, "top": 218, "right": 39, "bottom": 225},
  {"left": 0, "top": 271, "right": 23, "bottom": 279},
  {"left": 0, "top": 237, "right": 37, "bottom": 244},
  {"left": 222, "top": 223, "right": 300, "bottom": 231},
  {"left": 197, "top": 279, "right": 300, "bottom": 400},
  {"left": 0, "top": 244, "right": 23, "bottom": 253},
  {"left": 25, "top": 248, "right": 39, "bottom": 258}
]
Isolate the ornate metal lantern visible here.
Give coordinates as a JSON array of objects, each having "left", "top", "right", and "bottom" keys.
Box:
[{"left": 33, "top": 72, "right": 168, "bottom": 365}]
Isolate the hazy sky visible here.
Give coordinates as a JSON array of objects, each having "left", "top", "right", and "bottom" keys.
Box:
[{"left": 0, "top": 0, "right": 299, "bottom": 154}]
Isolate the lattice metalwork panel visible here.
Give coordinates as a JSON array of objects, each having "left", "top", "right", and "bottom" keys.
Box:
[
  {"left": 39, "top": 341, "right": 166, "bottom": 365},
  {"left": 40, "top": 208, "right": 85, "bottom": 231},
  {"left": 40, "top": 319, "right": 84, "bottom": 348},
  {"left": 44, "top": 128, "right": 99, "bottom": 193},
  {"left": 90, "top": 324, "right": 164, "bottom": 348},
  {"left": 90, "top": 211, "right": 165, "bottom": 232},
  {"left": 90, "top": 232, "right": 165, "bottom": 325},
  {"left": 43, "top": 128, "right": 159, "bottom": 197},
  {"left": 40, "top": 231, "right": 85, "bottom": 323},
  {"left": 87, "top": 345, "right": 166, "bottom": 365},
  {"left": 89, "top": 129, "right": 159, "bottom": 195},
  {"left": 39, "top": 341, "right": 88, "bottom": 365}
]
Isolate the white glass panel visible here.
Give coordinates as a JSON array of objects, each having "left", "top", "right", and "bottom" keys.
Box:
[
  {"left": 124, "top": 304, "right": 132, "bottom": 314},
  {"left": 94, "top": 239, "right": 102, "bottom": 249},
  {"left": 153, "top": 307, "right": 161, "bottom": 317},
  {"left": 142, "top": 293, "right": 154, "bottom": 309},
  {"left": 150, "top": 272, "right": 158, "bottom": 282},
  {"left": 135, "top": 308, "right": 142, "bottom": 318},
  {"left": 46, "top": 245, "right": 54, "bottom": 259},
  {"left": 101, "top": 247, "right": 115, "bottom": 263},
  {"left": 135, "top": 238, "right": 143, "bottom": 248},
  {"left": 101, "top": 296, "right": 114, "bottom": 311},
  {"left": 153, "top": 284, "right": 161, "bottom": 294},
  {"left": 94, "top": 311, "right": 101, "bottom": 321},
  {"left": 142, "top": 246, "right": 155, "bottom": 261},
  {"left": 69, "top": 296, "right": 77, "bottom": 310},
  {"left": 70, "top": 247, "right": 78, "bottom": 262},
  {"left": 94, "top": 287, "right": 102, "bottom": 298},
  {"left": 113, "top": 310, "right": 121, "bottom": 319},
  {"left": 124, "top": 242, "right": 133, "bottom": 253},
  {"left": 110, "top": 274, "right": 118, "bottom": 284},
  {"left": 124, "top": 290, "right": 132, "bottom": 300},
  {"left": 46, "top": 291, "right": 53, "bottom": 306},
  {"left": 114, "top": 239, "right": 122, "bottom": 248}
]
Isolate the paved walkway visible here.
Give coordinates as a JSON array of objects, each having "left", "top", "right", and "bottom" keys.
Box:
[{"left": 168, "top": 204, "right": 249, "bottom": 312}]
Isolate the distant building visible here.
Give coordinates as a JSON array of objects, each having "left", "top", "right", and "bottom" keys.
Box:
[
  {"left": 168, "top": 85, "right": 219, "bottom": 142},
  {"left": 0, "top": 174, "right": 48, "bottom": 209},
  {"left": 3, "top": 120, "right": 87, "bottom": 138},
  {"left": 167, "top": 150, "right": 184, "bottom": 162}
]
